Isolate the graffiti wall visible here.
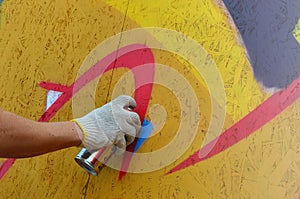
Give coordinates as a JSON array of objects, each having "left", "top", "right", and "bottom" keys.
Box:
[{"left": 0, "top": 0, "right": 299, "bottom": 198}]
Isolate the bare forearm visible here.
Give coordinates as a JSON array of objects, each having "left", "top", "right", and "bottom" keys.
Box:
[{"left": 0, "top": 109, "right": 83, "bottom": 158}]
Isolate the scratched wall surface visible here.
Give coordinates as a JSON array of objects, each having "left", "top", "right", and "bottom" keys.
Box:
[{"left": 0, "top": 0, "right": 299, "bottom": 199}]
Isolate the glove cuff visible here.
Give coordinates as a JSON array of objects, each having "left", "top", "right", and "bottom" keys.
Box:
[
  {"left": 71, "top": 119, "right": 87, "bottom": 147},
  {"left": 72, "top": 117, "right": 110, "bottom": 151}
]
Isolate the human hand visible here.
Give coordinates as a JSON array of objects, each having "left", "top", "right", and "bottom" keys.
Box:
[{"left": 72, "top": 95, "right": 141, "bottom": 154}]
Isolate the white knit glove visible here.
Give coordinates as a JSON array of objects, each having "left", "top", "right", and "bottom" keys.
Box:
[{"left": 72, "top": 95, "right": 141, "bottom": 154}]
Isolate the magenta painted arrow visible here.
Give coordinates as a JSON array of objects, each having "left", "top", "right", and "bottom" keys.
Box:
[{"left": 167, "top": 76, "right": 300, "bottom": 174}]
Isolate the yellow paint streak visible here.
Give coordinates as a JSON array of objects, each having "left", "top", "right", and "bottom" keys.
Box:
[
  {"left": 293, "top": 18, "right": 300, "bottom": 43},
  {"left": 104, "top": 0, "right": 269, "bottom": 121}
]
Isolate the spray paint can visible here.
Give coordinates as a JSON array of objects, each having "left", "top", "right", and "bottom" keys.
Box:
[
  {"left": 75, "top": 146, "right": 116, "bottom": 176},
  {"left": 75, "top": 106, "right": 135, "bottom": 176}
]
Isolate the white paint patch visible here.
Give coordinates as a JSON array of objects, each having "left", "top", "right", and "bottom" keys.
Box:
[{"left": 46, "top": 90, "right": 63, "bottom": 110}]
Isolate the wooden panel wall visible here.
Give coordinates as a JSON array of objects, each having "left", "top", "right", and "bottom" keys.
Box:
[{"left": 0, "top": 0, "right": 299, "bottom": 198}]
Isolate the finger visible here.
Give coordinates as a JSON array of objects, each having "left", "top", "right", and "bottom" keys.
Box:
[
  {"left": 119, "top": 122, "right": 137, "bottom": 144},
  {"left": 118, "top": 110, "right": 141, "bottom": 135},
  {"left": 113, "top": 95, "right": 137, "bottom": 109},
  {"left": 114, "top": 133, "right": 126, "bottom": 155},
  {"left": 126, "top": 111, "right": 141, "bottom": 126},
  {"left": 125, "top": 134, "right": 135, "bottom": 146},
  {"left": 128, "top": 112, "right": 141, "bottom": 140}
]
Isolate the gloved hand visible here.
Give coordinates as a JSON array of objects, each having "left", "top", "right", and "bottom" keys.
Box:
[{"left": 72, "top": 95, "right": 141, "bottom": 154}]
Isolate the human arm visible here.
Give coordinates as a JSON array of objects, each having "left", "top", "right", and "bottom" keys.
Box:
[
  {"left": 0, "top": 109, "right": 82, "bottom": 158},
  {"left": 0, "top": 95, "right": 141, "bottom": 158}
]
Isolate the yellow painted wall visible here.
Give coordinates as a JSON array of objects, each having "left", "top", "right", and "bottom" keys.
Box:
[{"left": 0, "top": 0, "right": 299, "bottom": 198}]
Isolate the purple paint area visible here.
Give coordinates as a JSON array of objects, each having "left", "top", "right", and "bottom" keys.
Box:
[{"left": 222, "top": 0, "right": 300, "bottom": 89}]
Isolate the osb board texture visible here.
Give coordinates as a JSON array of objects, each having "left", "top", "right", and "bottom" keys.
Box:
[{"left": 0, "top": 0, "right": 299, "bottom": 199}]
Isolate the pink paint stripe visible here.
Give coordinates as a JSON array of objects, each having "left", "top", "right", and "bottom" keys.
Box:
[
  {"left": 0, "top": 159, "right": 15, "bottom": 179},
  {"left": 0, "top": 44, "right": 155, "bottom": 180},
  {"left": 38, "top": 44, "right": 154, "bottom": 122},
  {"left": 167, "top": 76, "right": 300, "bottom": 174},
  {"left": 39, "top": 82, "right": 70, "bottom": 92}
]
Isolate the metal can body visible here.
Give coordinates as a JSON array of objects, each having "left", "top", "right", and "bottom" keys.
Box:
[
  {"left": 75, "top": 147, "right": 114, "bottom": 176},
  {"left": 75, "top": 106, "right": 136, "bottom": 175}
]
